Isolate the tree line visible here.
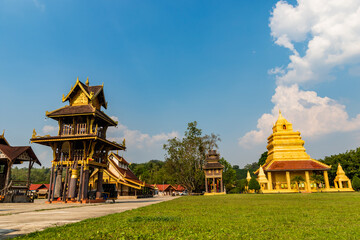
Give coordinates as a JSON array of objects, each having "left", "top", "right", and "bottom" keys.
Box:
[{"left": 9, "top": 121, "right": 360, "bottom": 192}]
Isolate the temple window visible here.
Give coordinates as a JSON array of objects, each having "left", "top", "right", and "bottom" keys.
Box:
[{"left": 283, "top": 125, "right": 286, "bottom": 130}]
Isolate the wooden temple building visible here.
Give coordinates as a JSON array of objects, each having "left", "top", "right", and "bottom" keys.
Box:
[
  {"left": 255, "top": 111, "right": 354, "bottom": 193},
  {"left": 204, "top": 150, "right": 225, "bottom": 195},
  {"left": 0, "top": 132, "right": 41, "bottom": 202},
  {"left": 31, "top": 78, "right": 126, "bottom": 203},
  {"left": 89, "top": 152, "right": 153, "bottom": 199}
]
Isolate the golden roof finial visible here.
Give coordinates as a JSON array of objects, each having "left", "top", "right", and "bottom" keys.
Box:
[
  {"left": 76, "top": 77, "right": 79, "bottom": 83},
  {"left": 1, "top": 130, "right": 4, "bottom": 137},
  {"left": 86, "top": 77, "right": 89, "bottom": 86},
  {"left": 246, "top": 171, "right": 251, "bottom": 182}
]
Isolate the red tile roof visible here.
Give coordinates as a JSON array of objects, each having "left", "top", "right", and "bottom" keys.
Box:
[
  {"left": 173, "top": 185, "right": 185, "bottom": 191},
  {"left": 266, "top": 160, "right": 330, "bottom": 171},
  {"left": 156, "top": 184, "right": 175, "bottom": 191},
  {"left": 29, "top": 184, "right": 50, "bottom": 191}
]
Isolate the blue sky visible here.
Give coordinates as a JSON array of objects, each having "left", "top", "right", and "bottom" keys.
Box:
[{"left": 2, "top": 0, "right": 360, "bottom": 168}]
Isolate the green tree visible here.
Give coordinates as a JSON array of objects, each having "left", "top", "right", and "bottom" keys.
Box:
[
  {"left": 248, "top": 177, "right": 260, "bottom": 192},
  {"left": 258, "top": 151, "right": 268, "bottom": 166},
  {"left": 352, "top": 176, "right": 360, "bottom": 191},
  {"left": 219, "top": 158, "right": 236, "bottom": 191},
  {"left": 319, "top": 148, "right": 360, "bottom": 184},
  {"left": 163, "top": 121, "right": 221, "bottom": 193}
]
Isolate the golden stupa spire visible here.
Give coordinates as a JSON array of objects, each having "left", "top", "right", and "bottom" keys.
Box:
[
  {"left": 257, "top": 166, "right": 269, "bottom": 184},
  {"left": 86, "top": 77, "right": 89, "bottom": 86},
  {"left": 336, "top": 163, "right": 346, "bottom": 176},
  {"left": 246, "top": 171, "right": 251, "bottom": 182}
]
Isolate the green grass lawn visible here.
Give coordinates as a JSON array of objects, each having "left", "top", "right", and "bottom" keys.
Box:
[{"left": 17, "top": 193, "right": 360, "bottom": 239}]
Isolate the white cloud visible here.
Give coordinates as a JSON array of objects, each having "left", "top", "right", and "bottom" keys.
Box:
[
  {"left": 42, "top": 125, "right": 57, "bottom": 135},
  {"left": 239, "top": 85, "right": 360, "bottom": 147},
  {"left": 107, "top": 118, "right": 179, "bottom": 150},
  {"left": 240, "top": 0, "right": 360, "bottom": 147},
  {"left": 32, "top": 0, "right": 45, "bottom": 11},
  {"left": 270, "top": 0, "right": 360, "bottom": 85}
]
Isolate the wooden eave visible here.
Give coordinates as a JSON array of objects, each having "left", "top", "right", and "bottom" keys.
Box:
[
  {"left": 31, "top": 135, "right": 125, "bottom": 150},
  {"left": 46, "top": 106, "right": 117, "bottom": 127}
]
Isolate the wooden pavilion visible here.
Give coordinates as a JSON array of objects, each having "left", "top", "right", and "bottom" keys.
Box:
[
  {"left": 0, "top": 133, "right": 41, "bottom": 202},
  {"left": 31, "top": 78, "right": 125, "bottom": 203},
  {"left": 203, "top": 150, "right": 225, "bottom": 195}
]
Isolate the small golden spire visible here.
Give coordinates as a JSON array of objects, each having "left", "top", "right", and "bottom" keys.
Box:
[
  {"left": 246, "top": 171, "right": 251, "bottom": 182},
  {"left": 1, "top": 130, "right": 4, "bottom": 137},
  {"left": 76, "top": 77, "right": 79, "bottom": 83},
  {"left": 86, "top": 77, "right": 89, "bottom": 86}
]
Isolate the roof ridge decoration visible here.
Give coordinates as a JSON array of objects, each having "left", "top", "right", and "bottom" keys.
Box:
[{"left": 61, "top": 77, "right": 107, "bottom": 109}]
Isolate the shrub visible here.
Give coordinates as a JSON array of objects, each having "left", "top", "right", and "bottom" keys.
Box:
[
  {"left": 228, "top": 187, "right": 240, "bottom": 194},
  {"left": 352, "top": 176, "right": 360, "bottom": 191},
  {"left": 248, "top": 177, "right": 260, "bottom": 192}
]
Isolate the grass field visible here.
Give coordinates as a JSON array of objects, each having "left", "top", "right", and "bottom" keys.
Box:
[{"left": 17, "top": 193, "right": 360, "bottom": 239}]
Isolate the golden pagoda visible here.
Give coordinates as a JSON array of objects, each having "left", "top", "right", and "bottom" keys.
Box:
[
  {"left": 255, "top": 111, "right": 333, "bottom": 193},
  {"left": 334, "top": 163, "right": 354, "bottom": 191},
  {"left": 31, "top": 78, "right": 125, "bottom": 203}
]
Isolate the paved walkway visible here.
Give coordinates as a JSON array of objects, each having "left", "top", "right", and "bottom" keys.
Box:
[{"left": 0, "top": 197, "right": 177, "bottom": 239}]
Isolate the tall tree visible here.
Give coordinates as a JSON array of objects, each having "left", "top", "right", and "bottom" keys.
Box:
[
  {"left": 258, "top": 151, "right": 268, "bottom": 166},
  {"left": 163, "top": 121, "right": 220, "bottom": 193},
  {"left": 219, "top": 158, "right": 236, "bottom": 191}
]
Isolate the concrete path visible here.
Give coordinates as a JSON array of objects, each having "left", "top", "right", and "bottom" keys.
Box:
[{"left": 0, "top": 197, "right": 177, "bottom": 239}]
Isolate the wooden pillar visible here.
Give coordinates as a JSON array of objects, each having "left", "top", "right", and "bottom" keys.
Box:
[
  {"left": 4, "top": 161, "right": 12, "bottom": 194},
  {"left": 48, "top": 166, "right": 54, "bottom": 202},
  {"left": 323, "top": 171, "right": 330, "bottom": 189},
  {"left": 62, "top": 165, "right": 70, "bottom": 202},
  {"left": 51, "top": 166, "right": 58, "bottom": 201},
  {"left": 220, "top": 178, "right": 224, "bottom": 193},
  {"left": 286, "top": 171, "right": 291, "bottom": 190},
  {"left": 96, "top": 169, "right": 104, "bottom": 199},
  {"left": 54, "top": 167, "right": 63, "bottom": 198},
  {"left": 77, "top": 165, "right": 84, "bottom": 202},
  {"left": 27, "top": 161, "right": 34, "bottom": 188},
  {"left": 205, "top": 178, "right": 208, "bottom": 193},
  {"left": 267, "top": 172, "right": 272, "bottom": 190},
  {"left": 82, "top": 165, "right": 89, "bottom": 200},
  {"left": 305, "top": 171, "right": 311, "bottom": 192},
  {"left": 212, "top": 178, "right": 215, "bottom": 193}
]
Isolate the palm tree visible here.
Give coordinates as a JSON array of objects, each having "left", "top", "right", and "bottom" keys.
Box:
[
  {"left": 292, "top": 176, "right": 305, "bottom": 191},
  {"left": 311, "top": 174, "right": 324, "bottom": 192}
]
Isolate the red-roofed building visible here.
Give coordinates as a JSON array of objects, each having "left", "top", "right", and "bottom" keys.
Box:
[
  {"left": 152, "top": 184, "right": 176, "bottom": 196},
  {"left": 0, "top": 133, "right": 41, "bottom": 202}
]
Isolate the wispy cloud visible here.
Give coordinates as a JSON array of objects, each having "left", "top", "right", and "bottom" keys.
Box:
[
  {"left": 108, "top": 116, "right": 179, "bottom": 149},
  {"left": 32, "top": 0, "right": 45, "bottom": 12}
]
